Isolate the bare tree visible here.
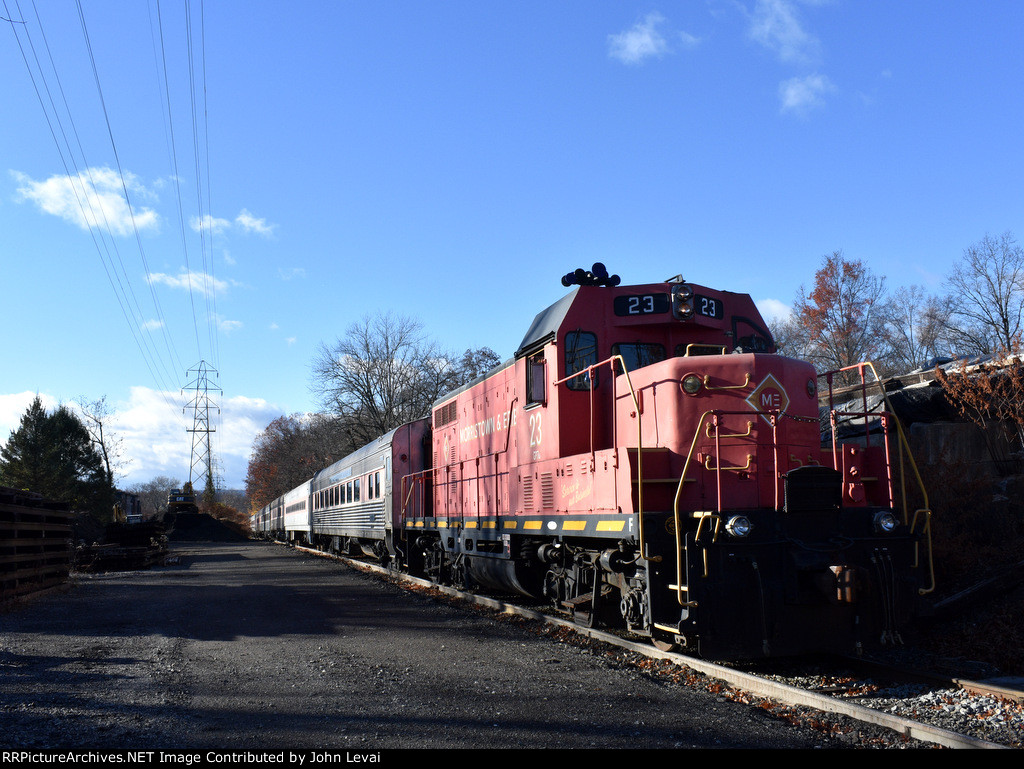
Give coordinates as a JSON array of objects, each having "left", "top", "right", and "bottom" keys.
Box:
[
  {"left": 75, "top": 395, "right": 125, "bottom": 487},
  {"left": 126, "top": 475, "right": 182, "bottom": 517},
  {"left": 943, "top": 232, "right": 1024, "bottom": 355},
  {"left": 881, "top": 285, "right": 949, "bottom": 372},
  {"left": 310, "top": 312, "right": 478, "bottom": 447},
  {"left": 457, "top": 346, "right": 503, "bottom": 381},
  {"left": 768, "top": 313, "right": 813, "bottom": 361}
]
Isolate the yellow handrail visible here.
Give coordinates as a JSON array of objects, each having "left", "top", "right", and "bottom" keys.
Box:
[
  {"left": 703, "top": 372, "right": 751, "bottom": 391},
  {"left": 553, "top": 354, "right": 657, "bottom": 562},
  {"left": 820, "top": 361, "right": 935, "bottom": 595}
]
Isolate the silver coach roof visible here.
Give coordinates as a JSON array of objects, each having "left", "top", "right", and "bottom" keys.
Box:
[{"left": 311, "top": 427, "right": 399, "bottom": 490}]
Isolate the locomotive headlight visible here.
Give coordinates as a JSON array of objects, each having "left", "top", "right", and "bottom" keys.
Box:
[
  {"left": 671, "top": 283, "right": 695, "bottom": 320},
  {"left": 725, "top": 515, "right": 752, "bottom": 538},
  {"left": 681, "top": 374, "right": 703, "bottom": 395},
  {"left": 873, "top": 510, "right": 898, "bottom": 533}
]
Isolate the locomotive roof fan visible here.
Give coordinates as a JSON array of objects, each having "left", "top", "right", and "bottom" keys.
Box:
[{"left": 561, "top": 263, "right": 621, "bottom": 287}]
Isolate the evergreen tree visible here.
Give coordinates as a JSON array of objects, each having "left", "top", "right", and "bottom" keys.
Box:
[
  {"left": 0, "top": 396, "right": 115, "bottom": 519},
  {"left": 0, "top": 397, "right": 54, "bottom": 492}
]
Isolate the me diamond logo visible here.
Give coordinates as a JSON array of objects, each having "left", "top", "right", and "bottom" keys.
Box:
[{"left": 745, "top": 373, "right": 789, "bottom": 423}]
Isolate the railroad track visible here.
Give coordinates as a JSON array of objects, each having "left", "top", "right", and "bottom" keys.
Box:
[{"left": 287, "top": 542, "right": 1020, "bottom": 749}]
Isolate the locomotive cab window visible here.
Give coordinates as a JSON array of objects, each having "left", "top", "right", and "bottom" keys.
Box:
[
  {"left": 564, "top": 330, "right": 598, "bottom": 391},
  {"left": 527, "top": 352, "right": 547, "bottom": 406},
  {"left": 611, "top": 342, "right": 665, "bottom": 372}
]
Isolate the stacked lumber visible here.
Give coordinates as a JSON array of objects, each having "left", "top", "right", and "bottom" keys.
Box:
[{"left": 0, "top": 486, "right": 71, "bottom": 601}]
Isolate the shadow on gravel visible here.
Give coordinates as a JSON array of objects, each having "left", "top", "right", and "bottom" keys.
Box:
[
  {"left": 0, "top": 648, "right": 136, "bottom": 686},
  {"left": 172, "top": 552, "right": 248, "bottom": 567},
  {"left": 1, "top": 644, "right": 771, "bottom": 749},
  {"left": 4, "top": 542, "right": 523, "bottom": 644},
  {"left": 123, "top": 705, "right": 760, "bottom": 750}
]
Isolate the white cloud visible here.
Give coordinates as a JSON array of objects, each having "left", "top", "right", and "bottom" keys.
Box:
[
  {"left": 115, "top": 387, "right": 280, "bottom": 489},
  {"left": 147, "top": 270, "right": 231, "bottom": 297},
  {"left": 677, "top": 30, "right": 701, "bottom": 49},
  {"left": 608, "top": 12, "right": 671, "bottom": 65},
  {"left": 219, "top": 318, "right": 243, "bottom": 334},
  {"left": 142, "top": 319, "right": 165, "bottom": 331},
  {"left": 190, "top": 214, "right": 231, "bottom": 235},
  {"left": 278, "top": 267, "right": 306, "bottom": 281},
  {"left": 779, "top": 73, "right": 835, "bottom": 113},
  {"left": 756, "top": 298, "right": 792, "bottom": 324},
  {"left": 748, "top": 0, "right": 820, "bottom": 64},
  {"left": 12, "top": 166, "right": 160, "bottom": 235},
  {"left": 285, "top": 337, "right": 297, "bottom": 346},
  {"left": 0, "top": 387, "right": 281, "bottom": 490},
  {"left": 0, "top": 392, "right": 59, "bottom": 442},
  {"left": 235, "top": 208, "right": 275, "bottom": 236}
]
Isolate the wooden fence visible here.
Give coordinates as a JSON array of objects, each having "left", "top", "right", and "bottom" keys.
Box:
[{"left": 0, "top": 486, "right": 71, "bottom": 602}]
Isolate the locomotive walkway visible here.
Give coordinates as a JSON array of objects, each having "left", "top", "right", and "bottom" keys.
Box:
[{"left": 2, "top": 540, "right": 921, "bottom": 750}]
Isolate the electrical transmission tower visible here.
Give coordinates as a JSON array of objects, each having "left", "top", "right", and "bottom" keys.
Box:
[{"left": 182, "top": 361, "right": 221, "bottom": 499}]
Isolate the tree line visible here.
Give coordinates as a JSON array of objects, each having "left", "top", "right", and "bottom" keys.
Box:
[
  {"left": 0, "top": 397, "right": 247, "bottom": 524},
  {"left": 774, "top": 232, "right": 1024, "bottom": 377},
  {"left": 245, "top": 313, "right": 501, "bottom": 513},
  {"left": 0, "top": 396, "right": 116, "bottom": 519}
]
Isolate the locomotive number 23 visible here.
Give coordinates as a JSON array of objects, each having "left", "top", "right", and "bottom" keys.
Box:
[
  {"left": 529, "top": 413, "right": 543, "bottom": 448},
  {"left": 695, "top": 294, "right": 724, "bottom": 319},
  {"left": 627, "top": 295, "right": 656, "bottom": 314},
  {"left": 613, "top": 293, "right": 669, "bottom": 316}
]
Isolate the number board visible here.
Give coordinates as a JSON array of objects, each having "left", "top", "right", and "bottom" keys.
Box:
[
  {"left": 613, "top": 293, "right": 670, "bottom": 316},
  {"left": 694, "top": 294, "right": 723, "bottom": 319}
]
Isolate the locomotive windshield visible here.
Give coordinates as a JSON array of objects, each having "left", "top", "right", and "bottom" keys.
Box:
[{"left": 611, "top": 342, "right": 666, "bottom": 371}]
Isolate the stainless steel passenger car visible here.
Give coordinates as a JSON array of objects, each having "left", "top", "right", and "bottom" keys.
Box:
[
  {"left": 303, "top": 419, "right": 430, "bottom": 563},
  {"left": 283, "top": 480, "right": 312, "bottom": 544}
]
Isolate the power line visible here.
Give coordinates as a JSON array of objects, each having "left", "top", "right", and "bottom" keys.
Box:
[
  {"left": 4, "top": 0, "right": 186, "bottom": 416},
  {"left": 6, "top": 1, "right": 226, "bottom": 448},
  {"left": 154, "top": 0, "right": 204, "bottom": 358}
]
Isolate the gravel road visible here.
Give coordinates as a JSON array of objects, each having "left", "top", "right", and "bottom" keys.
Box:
[{"left": 1, "top": 540, "right": 925, "bottom": 750}]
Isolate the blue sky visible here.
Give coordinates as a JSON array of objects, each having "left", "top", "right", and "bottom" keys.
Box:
[{"left": 2, "top": 1, "right": 1022, "bottom": 491}]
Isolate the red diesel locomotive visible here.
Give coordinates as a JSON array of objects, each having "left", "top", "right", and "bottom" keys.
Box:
[
  {"left": 254, "top": 266, "right": 933, "bottom": 660},
  {"left": 396, "top": 266, "right": 931, "bottom": 659}
]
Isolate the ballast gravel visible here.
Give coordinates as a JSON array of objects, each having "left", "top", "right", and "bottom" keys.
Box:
[
  {"left": 862, "top": 685, "right": 1023, "bottom": 746},
  {"left": 728, "top": 663, "right": 1023, "bottom": 748}
]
